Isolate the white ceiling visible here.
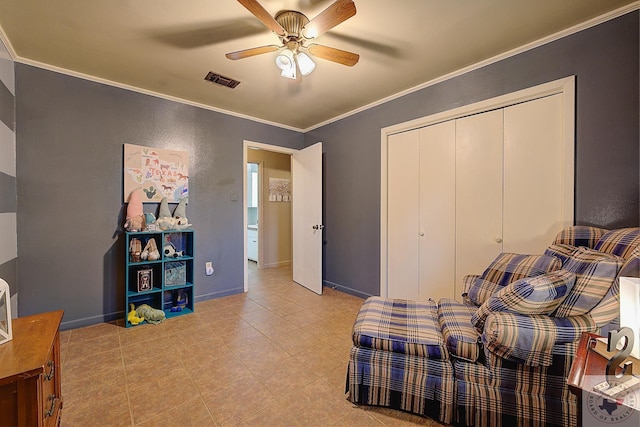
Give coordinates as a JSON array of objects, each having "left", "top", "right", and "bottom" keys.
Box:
[{"left": 0, "top": 0, "right": 636, "bottom": 131}]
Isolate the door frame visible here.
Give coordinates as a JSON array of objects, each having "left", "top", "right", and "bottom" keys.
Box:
[
  {"left": 243, "top": 140, "right": 298, "bottom": 292},
  {"left": 379, "top": 76, "right": 576, "bottom": 297}
]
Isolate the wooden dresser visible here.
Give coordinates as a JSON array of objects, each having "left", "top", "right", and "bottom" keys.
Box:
[{"left": 0, "top": 310, "right": 64, "bottom": 426}]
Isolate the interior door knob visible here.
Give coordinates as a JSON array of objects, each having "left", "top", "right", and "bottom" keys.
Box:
[{"left": 495, "top": 236, "right": 503, "bottom": 244}]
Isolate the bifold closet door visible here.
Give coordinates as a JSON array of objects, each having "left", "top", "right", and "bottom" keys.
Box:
[
  {"left": 418, "top": 122, "right": 455, "bottom": 301},
  {"left": 503, "top": 94, "right": 564, "bottom": 254},
  {"left": 387, "top": 130, "right": 420, "bottom": 299},
  {"left": 455, "top": 109, "right": 504, "bottom": 297}
]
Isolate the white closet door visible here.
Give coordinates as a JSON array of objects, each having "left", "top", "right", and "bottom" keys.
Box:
[
  {"left": 503, "top": 94, "right": 566, "bottom": 254},
  {"left": 455, "top": 110, "right": 504, "bottom": 297},
  {"left": 387, "top": 131, "right": 420, "bottom": 299},
  {"left": 419, "top": 121, "right": 456, "bottom": 300}
]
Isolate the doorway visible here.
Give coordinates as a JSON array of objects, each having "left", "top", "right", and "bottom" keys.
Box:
[{"left": 243, "top": 140, "right": 323, "bottom": 294}]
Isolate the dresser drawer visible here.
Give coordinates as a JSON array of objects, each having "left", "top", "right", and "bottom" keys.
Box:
[{"left": 42, "top": 340, "right": 62, "bottom": 427}]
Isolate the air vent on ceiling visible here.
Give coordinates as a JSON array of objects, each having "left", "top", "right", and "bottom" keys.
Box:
[{"left": 204, "top": 71, "right": 240, "bottom": 88}]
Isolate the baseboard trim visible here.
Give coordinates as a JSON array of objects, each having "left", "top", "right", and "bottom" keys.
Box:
[
  {"left": 260, "top": 260, "right": 291, "bottom": 269},
  {"left": 60, "top": 287, "right": 245, "bottom": 330},
  {"left": 194, "top": 288, "right": 244, "bottom": 303},
  {"left": 323, "top": 280, "right": 373, "bottom": 300}
]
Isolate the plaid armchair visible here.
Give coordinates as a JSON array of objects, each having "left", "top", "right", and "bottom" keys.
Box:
[{"left": 347, "top": 226, "right": 639, "bottom": 427}]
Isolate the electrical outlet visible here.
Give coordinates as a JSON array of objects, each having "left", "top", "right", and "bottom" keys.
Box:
[{"left": 205, "top": 262, "right": 214, "bottom": 276}]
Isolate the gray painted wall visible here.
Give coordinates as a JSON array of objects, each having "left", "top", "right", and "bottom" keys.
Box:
[
  {"left": 13, "top": 11, "right": 639, "bottom": 327},
  {"left": 0, "top": 38, "right": 17, "bottom": 317},
  {"left": 15, "top": 67, "right": 303, "bottom": 328},
  {"left": 307, "top": 12, "right": 640, "bottom": 298}
]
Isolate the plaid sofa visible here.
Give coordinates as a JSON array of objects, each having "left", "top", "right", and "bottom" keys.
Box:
[{"left": 346, "top": 226, "right": 639, "bottom": 427}]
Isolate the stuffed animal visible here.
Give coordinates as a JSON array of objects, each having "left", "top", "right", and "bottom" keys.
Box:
[
  {"left": 144, "top": 213, "right": 156, "bottom": 227},
  {"left": 127, "top": 303, "right": 145, "bottom": 325},
  {"left": 124, "top": 189, "right": 146, "bottom": 232},
  {"left": 156, "top": 197, "right": 191, "bottom": 230},
  {"left": 173, "top": 198, "right": 192, "bottom": 230},
  {"left": 141, "top": 238, "right": 161, "bottom": 261},
  {"left": 129, "top": 238, "right": 142, "bottom": 262},
  {"left": 163, "top": 241, "right": 184, "bottom": 258},
  {"left": 156, "top": 197, "right": 176, "bottom": 230},
  {"left": 135, "top": 304, "right": 165, "bottom": 324}
]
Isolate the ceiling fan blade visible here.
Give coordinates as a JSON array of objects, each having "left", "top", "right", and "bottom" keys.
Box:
[
  {"left": 226, "top": 45, "right": 280, "bottom": 60},
  {"left": 303, "top": 0, "right": 356, "bottom": 39},
  {"left": 237, "top": 0, "right": 286, "bottom": 36},
  {"left": 307, "top": 44, "right": 359, "bottom": 66}
]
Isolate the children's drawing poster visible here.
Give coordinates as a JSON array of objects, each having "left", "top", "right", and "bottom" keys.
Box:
[{"left": 123, "top": 143, "right": 189, "bottom": 203}]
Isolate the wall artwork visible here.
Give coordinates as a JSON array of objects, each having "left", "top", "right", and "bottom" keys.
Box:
[
  {"left": 124, "top": 143, "right": 189, "bottom": 202},
  {"left": 269, "top": 178, "right": 291, "bottom": 202}
]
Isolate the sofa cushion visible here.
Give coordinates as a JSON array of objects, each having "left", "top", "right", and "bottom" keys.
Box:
[
  {"left": 467, "top": 253, "right": 562, "bottom": 306},
  {"left": 544, "top": 243, "right": 579, "bottom": 265},
  {"left": 482, "top": 312, "right": 597, "bottom": 366},
  {"left": 552, "top": 247, "right": 624, "bottom": 317},
  {"left": 552, "top": 225, "right": 608, "bottom": 248},
  {"left": 472, "top": 270, "right": 576, "bottom": 331},
  {"left": 437, "top": 299, "right": 481, "bottom": 362},
  {"left": 593, "top": 227, "right": 640, "bottom": 259},
  {"left": 590, "top": 247, "right": 640, "bottom": 326},
  {"left": 352, "top": 296, "right": 448, "bottom": 359}
]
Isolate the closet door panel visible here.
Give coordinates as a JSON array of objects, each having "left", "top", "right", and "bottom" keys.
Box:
[
  {"left": 455, "top": 110, "right": 504, "bottom": 297},
  {"left": 418, "top": 121, "right": 456, "bottom": 300},
  {"left": 387, "top": 131, "right": 420, "bottom": 299},
  {"left": 504, "top": 94, "right": 564, "bottom": 254}
]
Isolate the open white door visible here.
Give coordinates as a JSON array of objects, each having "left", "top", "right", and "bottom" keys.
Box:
[{"left": 292, "top": 142, "right": 323, "bottom": 294}]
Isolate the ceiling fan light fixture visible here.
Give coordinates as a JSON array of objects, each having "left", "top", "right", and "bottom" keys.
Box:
[
  {"left": 281, "top": 65, "right": 297, "bottom": 79},
  {"left": 296, "top": 52, "right": 315, "bottom": 76},
  {"left": 275, "top": 49, "right": 295, "bottom": 71}
]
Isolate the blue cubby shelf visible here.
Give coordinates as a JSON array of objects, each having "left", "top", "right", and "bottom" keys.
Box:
[{"left": 125, "top": 229, "right": 195, "bottom": 327}]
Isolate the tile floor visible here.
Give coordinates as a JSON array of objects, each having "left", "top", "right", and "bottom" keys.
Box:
[{"left": 60, "top": 263, "right": 446, "bottom": 426}]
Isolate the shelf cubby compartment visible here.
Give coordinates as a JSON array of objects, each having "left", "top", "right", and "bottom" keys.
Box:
[{"left": 125, "top": 229, "right": 195, "bottom": 327}]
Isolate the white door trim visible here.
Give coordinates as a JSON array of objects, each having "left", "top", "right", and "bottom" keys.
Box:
[
  {"left": 243, "top": 140, "right": 298, "bottom": 292},
  {"left": 380, "top": 76, "right": 575, "bottom": 297}
]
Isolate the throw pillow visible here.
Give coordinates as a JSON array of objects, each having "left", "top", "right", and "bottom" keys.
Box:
[
  {"left": 466, "top": 253, "right": 562, "bottom": 306},
  {"left": 544, "top": 243, "right": 579, "bottom": 265},
  {"left": 472, "top": 269, "right": 576, "bottom": 331},
  {"left": 552, "top": 247, "right": 624, "bottom": 318},
  {"left": 552, "top": 226, "right": 608, "bottom": 248},
  {"left": 593, "top": 228, "right": 640, "bottom": 259}
]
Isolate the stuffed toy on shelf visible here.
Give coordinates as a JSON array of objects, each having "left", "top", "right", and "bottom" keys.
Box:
[{"left": 124, "top": 188, "right": 146, "bottom": 232}]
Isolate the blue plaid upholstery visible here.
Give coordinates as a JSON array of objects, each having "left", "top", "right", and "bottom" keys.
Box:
[
  {"left": 544, "top": 243, "right": 578, "bottom": 264},
  {"left": 346, "top": 227, "right": 635, "bottom": 427},
  {"left": 352, "top": 296, "right": 447, "bottom": 359},
  {"left": 472, "top": 270, "right": 576, "bottom": 330},
  {"left": 482, "top": 312, "right": 597, "bottom": 367},
  {"left": 467, "top": 253, "right": 562, "bottom": 305},
  {"left": 347, "top": 346, "right": 455, "bottom": 423},
  {"left": 552, "top": 247, "right": 623, "bottom": 317},
  {"left": 455, "top": 349, "right": 579, "bottom": 427},
  {"left": 438, "top": 299, "right": 481, "bottom": 361},
  {"left": 589, "top": 240, "right": 639, "bottom": 327},
  {"left": 552, "top": 225, "right": 608, "bottom": 248},
  {"left": 594, "top": 227, "right": 640, "bottom": 259}
]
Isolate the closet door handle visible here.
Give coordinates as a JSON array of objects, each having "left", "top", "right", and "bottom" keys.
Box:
[
  {"left": 494, "top": 236, "right": 503, "bottom": 244},
  {"left": 419, "top": 232, "right": 425, "bottom": 237}
]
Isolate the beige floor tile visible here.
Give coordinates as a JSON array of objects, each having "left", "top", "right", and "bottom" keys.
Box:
[
  {"left": 135, "top": 396, "right": 215, "bottom": 427},
  {"left": 59, "top": 263, "right": 448, "bottom": 426}
]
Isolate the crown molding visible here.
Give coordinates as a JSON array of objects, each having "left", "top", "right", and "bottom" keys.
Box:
[{"left": 0, "top": 2, "right": 637, "bottom": 133}]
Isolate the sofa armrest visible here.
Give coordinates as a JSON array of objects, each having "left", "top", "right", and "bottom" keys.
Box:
[
  {"left": 461, "top": 274, "right": 480, "bottom": 304},
  {"left": 482, "top": 311, "right": 597, "bottom": 367}
]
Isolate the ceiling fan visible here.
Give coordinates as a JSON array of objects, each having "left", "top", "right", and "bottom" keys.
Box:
[{"left": 226, "top": 0, "right": 359, "bottom": 79}]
